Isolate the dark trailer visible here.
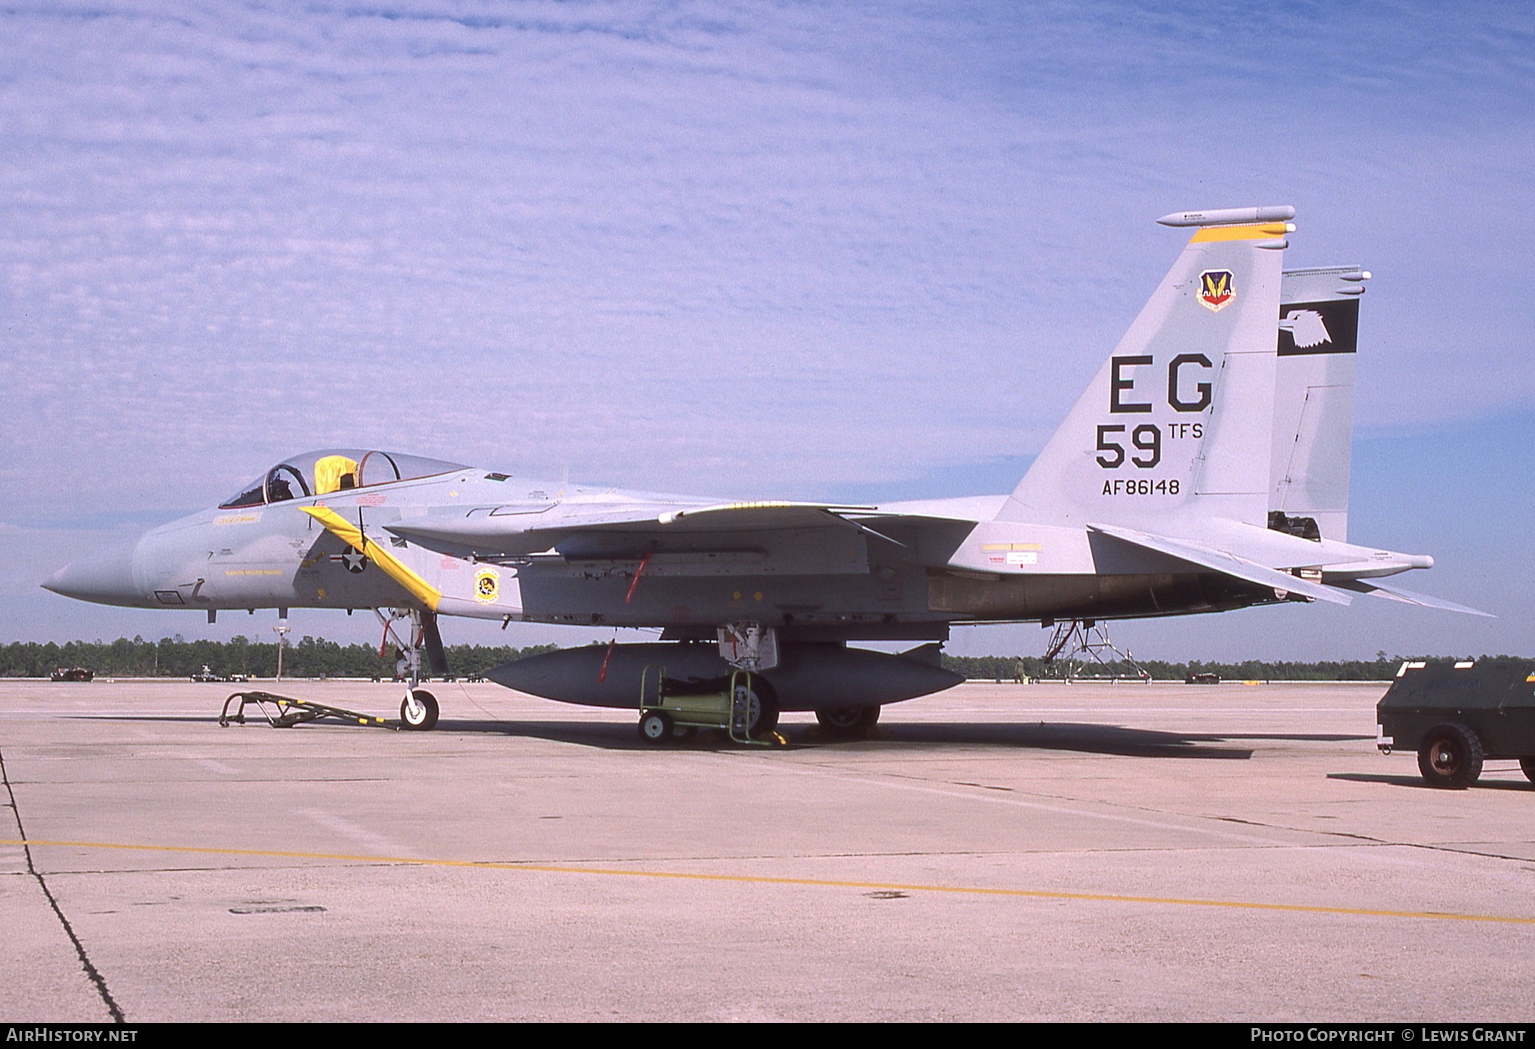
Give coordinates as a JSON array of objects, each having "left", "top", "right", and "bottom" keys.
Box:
[{"left": 1377, "top": 660, "right": 1535, "bottom": 788}]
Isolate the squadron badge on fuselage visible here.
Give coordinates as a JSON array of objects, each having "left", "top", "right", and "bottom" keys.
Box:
[
  {"left": 1197, "top": 269, "right": 1235, "bottom": 311},
  {"left": 475, "top": 568, "right": 500, "bottom": 603}
]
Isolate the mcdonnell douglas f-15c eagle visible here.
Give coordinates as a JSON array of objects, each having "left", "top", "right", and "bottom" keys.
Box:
[{"left": 44, "top": 206, "right": 1484, "bottom": 738}]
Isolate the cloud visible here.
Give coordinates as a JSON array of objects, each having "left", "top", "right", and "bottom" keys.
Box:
[{"left": 2, "top": 0, "right": 1531, "bottom": 652}]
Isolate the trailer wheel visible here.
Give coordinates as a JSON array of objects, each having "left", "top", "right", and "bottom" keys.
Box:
[
  {"left": 638, "top": 710, "right": 673, "bottom": 745},
  {"left": 816, "top": 705, "right": 881, "bottom": 740},
  {"left": 400, "top": 689, "right": 439, "bottom": 731},
  {"left": 1417, "top": 723, "right": 1483, "bottom": 788},
  {"left": 1520, "top": 757, "right": 1535, "bottom": 784}
]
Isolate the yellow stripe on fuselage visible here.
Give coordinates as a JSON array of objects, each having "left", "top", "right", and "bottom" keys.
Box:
[
  {"left": 301, "top": 505, "right": 441, "bottom": 611},
  {"left": 1189, "top": 223, "right": 1290, "bottom": 243}
]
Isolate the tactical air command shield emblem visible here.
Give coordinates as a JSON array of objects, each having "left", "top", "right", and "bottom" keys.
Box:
[{"left": 1197, "top": 270, "right": 1235, "bottom": 312}]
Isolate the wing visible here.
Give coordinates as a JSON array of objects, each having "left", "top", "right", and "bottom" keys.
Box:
[{"left": 386, "top": 499, "right": 893, "bottom": 556}]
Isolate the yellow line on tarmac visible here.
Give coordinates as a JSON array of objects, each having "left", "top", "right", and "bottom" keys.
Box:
[{"left": 7, "top": 837, "right": 1534, "bottom": 926}]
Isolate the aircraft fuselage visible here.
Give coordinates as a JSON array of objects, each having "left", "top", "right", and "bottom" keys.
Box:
[{"left": 49, "top": 466, "right": 1307, "bottom": 639}]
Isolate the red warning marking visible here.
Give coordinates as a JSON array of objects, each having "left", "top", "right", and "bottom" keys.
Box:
[
  {"left": 597, "top": 637, "right": 617, "bottom": 683},
  {"left": 624, "top": 552, "right": 651, "bottom": 605}
]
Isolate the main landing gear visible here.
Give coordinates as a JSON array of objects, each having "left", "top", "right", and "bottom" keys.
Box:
[
  {"left": 815, "top": 705, "right": 881, "bottom": 741},
  {"left": 378, "top": 607, "right": 447, "bottom": 731}
]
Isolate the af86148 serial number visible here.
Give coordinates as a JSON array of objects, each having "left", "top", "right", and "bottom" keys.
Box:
[{"left": 1102, "top": 478, "right": 1180, "bottom": 496}]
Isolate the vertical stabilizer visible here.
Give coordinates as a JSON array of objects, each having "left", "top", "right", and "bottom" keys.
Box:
[
  {"left": 1270, "top": 266, "right": 1366, "bottom": 541},
  {"left": 999, "top": 208, "right": 1292, "bottom": 531}
]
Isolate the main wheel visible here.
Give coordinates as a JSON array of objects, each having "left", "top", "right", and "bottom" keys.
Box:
[
  {"left": 731, "top": 678, "right": 780, "bottom": 740},
  {"left": 1417, "top": 723, "right": 1483, "bottom": 788},
  {"left": 638, "top": 710, "right": 673, "bottom": 744},
  {"left": 400, "top": 688, "right": 439, "bottom": 731},
  {"left": 752, "top": 696, "right": 780, "bottom": 738},
  {"left": 815, "top": 705, "right": 881, "bottom": 740},
  {"left": 1520, "top": 757, "right": 1535, "bottom": 784}
]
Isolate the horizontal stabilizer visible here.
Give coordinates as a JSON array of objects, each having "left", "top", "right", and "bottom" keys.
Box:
[
  {"left": 1088, "top": 522, "right": 1351, "bottom": 606},
  {"left": 1331, "top": 579, "right": 1493, "bottom": 617}
]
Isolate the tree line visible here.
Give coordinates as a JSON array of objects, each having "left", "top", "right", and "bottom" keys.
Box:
[
  {"left": 3, "top": 637, "right": 1526, "bottom": 682},
  {"left": 0, "top": 635, "right": 559, "bottom": 680},
  {"left": 941, "top": 653, "right": 1531, "bottom": 682}
]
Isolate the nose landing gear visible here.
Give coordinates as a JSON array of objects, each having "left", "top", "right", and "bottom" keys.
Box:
[{"left": 378, "top": 607, "right": 447, "bottom": 731}]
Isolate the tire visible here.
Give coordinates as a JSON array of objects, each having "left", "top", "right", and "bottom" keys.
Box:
[
  {"left": 1417, "top": 723, "right": 1483, "bottom": 788},
  {"left": 638, "top": 710, "right": 673, "bottom": 744},
  {"left": 400, "top": 688, "right": 439, "bottom": 731},
  {"left": 752, "top": 696, "right": 780, "bottom": 739},
  {"left": 731, "top": 678, "right": 780, "bottom": 740},
  {"left": 815, "top": 705, "right": 881, "bottom": 740},
  {"left": 1520, "top": 757, "right": 1535, "bottom": 784}
]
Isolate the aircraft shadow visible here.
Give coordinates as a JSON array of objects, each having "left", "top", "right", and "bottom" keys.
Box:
[
  {"left": 438, "top": 718, "right": 1260, "bottom": 758},
  {"left": 1327, "top": 772, "right": 1535, "bottom": 792},
  {"left": 73, "top": 713, "right": 1293, "bottom": 760}
]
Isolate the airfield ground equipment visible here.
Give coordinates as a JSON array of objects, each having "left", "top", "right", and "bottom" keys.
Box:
[
  {"left": 1376, "top": 660, "right": 1535, "bottom": 788},
  {"left": 1041, "top": 619, "right": 1151, "bottom": 682},
  {"left": 191, "top": 665, "right": 249, "bottom": 683},
  {"left": 637, "top": 665, "right": 784, "bottom": 745},
  {"left": 219, "top": 690, "right": 393, "bottom": 730}
]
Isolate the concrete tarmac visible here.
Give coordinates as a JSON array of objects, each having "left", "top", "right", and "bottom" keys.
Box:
[{"left": 2, "top": 677, "right": 1532, "bottom": 1022}]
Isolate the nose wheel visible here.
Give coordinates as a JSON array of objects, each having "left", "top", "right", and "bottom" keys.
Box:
[
  {"left": 379, "top": 607, "right": 447, "bottom": 731},
  {"left": 401, "top": 688, "right": 439, "bottom": 731}
]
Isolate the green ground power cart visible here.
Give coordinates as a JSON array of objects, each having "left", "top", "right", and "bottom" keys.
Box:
[{"left": 638, "top": 664, "right": 783, "bottom": 745}]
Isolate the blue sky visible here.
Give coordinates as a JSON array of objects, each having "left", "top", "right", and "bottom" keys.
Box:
[{"left": 2, "top": 1, "right": 1531, "bottom": 659}]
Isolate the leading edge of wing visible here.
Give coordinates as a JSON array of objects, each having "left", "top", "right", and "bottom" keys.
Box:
[
  {"left": 1087, "top": 522, "right": 1352, "bottom": 606},
  {"left": 387, "top": 499, "right": 899, "bottom": 553}
]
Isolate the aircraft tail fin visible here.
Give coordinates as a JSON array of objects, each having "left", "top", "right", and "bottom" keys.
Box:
[
  {"left": 999, "top": 206, "right": 1293, "bottom": 530},
  {"left": 1269, "top": 266, "right": 1368, "bottom": 542}
]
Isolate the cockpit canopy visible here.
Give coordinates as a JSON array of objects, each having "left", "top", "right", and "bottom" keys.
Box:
[{"left": 218, "top": 449, "right": 467, "bottom": 509}]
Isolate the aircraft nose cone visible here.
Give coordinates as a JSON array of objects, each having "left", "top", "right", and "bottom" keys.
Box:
[{"left": 43, "top": 539, "right": 144, "bottom": 606}]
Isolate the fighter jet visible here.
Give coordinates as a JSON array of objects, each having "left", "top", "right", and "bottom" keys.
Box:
[{"left": 43, "top": 206, "right": 1483, "bottom": 738}]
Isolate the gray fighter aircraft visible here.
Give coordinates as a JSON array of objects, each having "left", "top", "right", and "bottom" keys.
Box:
[{"left": 44, "top": 206, "right": 1484, "bottom": 738}]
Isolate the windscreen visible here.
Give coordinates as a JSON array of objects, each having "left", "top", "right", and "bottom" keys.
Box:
[{"left": 217, "top": 450, "right": 465, "bottom": 508}]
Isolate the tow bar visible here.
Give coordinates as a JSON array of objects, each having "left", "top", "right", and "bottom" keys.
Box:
[{"left": 219, "top": 691, "right": 394, "bottom": 730}]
